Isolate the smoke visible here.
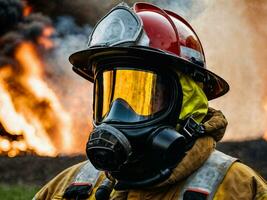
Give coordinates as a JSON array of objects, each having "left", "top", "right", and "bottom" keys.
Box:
[
  {"left": 26, "top": 0, "right": 207, "bottom": 25},
  {"left": 190, "top": 0, "right": 267, "bottom": 140},
  {"left": 28, "top": 0, "right": 267, "bottom": 141},
  {"left": 150, "top": 0, "right": 207, "bottom": 20},
  {"left": 146, "top": 0, "right": 267, "bottom": 140},
  {"left": 0, "top": 0, "right": 95, "bottom": 154},
  {"left": 26, "top": 0, "right": 115, "bottom": 25},
  {"left": 0, "top": 0, "right": 23, "bottom": 35},
  {"left": 1, "top": 0, "right": 267, "bottom": 156},
  {"left": 0, "top": 0, "right": 75, "bottom": 155},
  {"left": 44, "top": 16, "right": 93, "bottom": 148},
  {"left": 0, "top": 0, "right": 51, "bottom": 65}
]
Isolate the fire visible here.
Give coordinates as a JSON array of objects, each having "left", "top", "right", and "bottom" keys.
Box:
[
  {"left": 0, "top": 84, "right": 54, "bottom": 155},
  {"left": 38, "top": 27, "right": 55, "bottom": 49},
  {"left": 0, "top": 42, "right": 74, "bottom": 156},
  {"left": 0, "top": 138, "right": 11, "bottom": 152},
  {"left": 23, "top": 5, "right": 32, "bottom": 17},
  {"left": 23, "top": 1, "right": 32, "bottom": 17}
]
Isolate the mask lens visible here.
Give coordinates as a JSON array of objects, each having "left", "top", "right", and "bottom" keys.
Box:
[
  {"left": 89, "top": 7, "right": 141, "bottom": 47},
  {"left": 95, "top": 69, "right": 172, "bottom": 123}
]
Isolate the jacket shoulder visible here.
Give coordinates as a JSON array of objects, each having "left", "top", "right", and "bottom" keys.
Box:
[
  {"left": 214, "top": 162, "right": 267, "bottom": 200},
  {"left": 34, "top": 161, "right": 87, "bottom": 200}
]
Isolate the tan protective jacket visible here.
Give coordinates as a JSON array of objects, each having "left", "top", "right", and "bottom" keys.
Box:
[{"left": 34, "top": 109, "right": 267, "bottom": 200}]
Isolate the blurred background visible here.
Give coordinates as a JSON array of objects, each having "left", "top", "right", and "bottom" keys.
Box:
[{"left": 0, "top": 0, "right": 267, "bottom": 199}]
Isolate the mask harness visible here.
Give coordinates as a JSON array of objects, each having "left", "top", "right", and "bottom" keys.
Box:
[{"left": 85, "top": 64, "right": 208, "bottom": 200}]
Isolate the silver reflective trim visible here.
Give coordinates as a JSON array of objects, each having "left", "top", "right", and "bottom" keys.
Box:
[
  {"left": 73, "top": 161, "right": 100, "bottom": 185},
  {"left": 137, "top": 30, "right": 150, "bottom": 47},
  {"left": 179, "top": 150, "right": 237, "bottom": 200},
  {"left": 180, "top": 46, "right": 204, "bottom": 63}
]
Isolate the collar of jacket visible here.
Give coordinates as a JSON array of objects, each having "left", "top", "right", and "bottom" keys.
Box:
[
  {"left": 155, "top": 136, "right": 215, "bottom": 187},
  {"left": 154, "top": 107, "right": 228, "bottom": 187}
]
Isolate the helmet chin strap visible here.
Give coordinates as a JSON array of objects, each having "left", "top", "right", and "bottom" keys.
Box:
[{"left": 179, "top": 116, "right": 205, "bottom": 144}]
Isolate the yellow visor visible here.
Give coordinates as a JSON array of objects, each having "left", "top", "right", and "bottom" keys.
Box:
[{"left": 94, "top": 69, "right": 173, "bottom": 123}]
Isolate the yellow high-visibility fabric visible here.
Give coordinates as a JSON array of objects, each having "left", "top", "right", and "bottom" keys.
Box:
[
  {"left": 178, "top": 73, "right": 208, "bottom": 123},
  {"left": 34, "top": 150, "right": 267, "bottom": 200},
  {"left": 34, "top": 107, "right": 267, "bottom": 200},
  {"left": 111, "top": 161, "right": 267, "bottom": 200},
  {"left": 214, "top": 162, "right": 267, "bottom": 200},
  {"left": 34, "top": 161, "right": 106, "bottom": 200}
]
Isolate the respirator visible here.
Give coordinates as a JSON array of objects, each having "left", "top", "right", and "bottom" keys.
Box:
[{"left": 86, "top": 66, "right": 204, "bottom": 189}]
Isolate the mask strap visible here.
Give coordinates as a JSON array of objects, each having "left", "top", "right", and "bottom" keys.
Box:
[{"left": 179, "top": 116, "right": 205, "bottom": 141}]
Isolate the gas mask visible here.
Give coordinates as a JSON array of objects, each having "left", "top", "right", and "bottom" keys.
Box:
[{"left": 86, "top": 61, "right": 205, "bottom": 189}]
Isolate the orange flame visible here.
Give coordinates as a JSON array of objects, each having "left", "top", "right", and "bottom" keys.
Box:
[
  {"left": 0, "top": 42, "right": 74, "bottom": 156},
  {"left": 38, "top": 27, "right": 55, "bottom": 49},
  {"left": 23, "top": 0, "right": 32, "bottom": 17},
  {"left": 15, "top": 42, "right": 74, "bottom": 153},
  {"left": 23, "top": 6, "right": 32, "bottom": 17},
  {"left": 0, "top": 82, "right": 56, "bottom": 156}
]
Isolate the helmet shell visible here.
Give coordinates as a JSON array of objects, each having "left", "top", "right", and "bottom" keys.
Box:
[
  {"left": 134, "top": 3, "right": 205, "bottom": 66},
  {"left": 69, "top": 2, "right": 229, "bottom": 100}
]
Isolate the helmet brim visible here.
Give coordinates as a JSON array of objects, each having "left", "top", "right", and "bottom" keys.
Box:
[{"left": 69, "top": 46, "right": 229, "bottom": 100}]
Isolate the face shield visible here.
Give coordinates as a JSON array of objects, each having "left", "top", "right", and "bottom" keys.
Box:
[
  {"left": 94, "top": 68, "right": 173, "bottom": 123},
  {"left": 89, "top": 4, "right": 143, "bottom": 48}
]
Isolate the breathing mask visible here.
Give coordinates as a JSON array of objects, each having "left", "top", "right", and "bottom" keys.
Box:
[{"left": 86, "top": 59, "right": 205, "bottom": 189}]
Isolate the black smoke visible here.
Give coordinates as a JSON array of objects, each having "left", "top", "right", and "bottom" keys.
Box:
[
  {"left": 0, "top": 0, "right": 53, "bottom": 151},
  {"left": 25, "top": 0, "right": 206, "bottom": 26},
  {"left": 0, "top": 0, "right": 23, "bottom": 35},
  {"left": 0, "top": 0, "right": 52, "bottom": 66}
]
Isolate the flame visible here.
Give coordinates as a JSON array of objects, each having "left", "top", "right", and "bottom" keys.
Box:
[
  {"left": 0, "top": 83, "right": 56, "bottom": 156},
  {"left": 0, "top": 138, "right": 11, "bottom": 152},
  {"left": 23, "top": 1, "right": 32, "bottom": 17},
  {"left": 38, "top": 27, "right": 55, "bottom": 49},
  {"left": 15, "top": 42, "right": 74, "bottom": 153},
  {"left": 0, "top": 42, "right": 74, "bottom": 156},
  {"left": 23, "top": 6, "right": 32, "bottom": 17}
]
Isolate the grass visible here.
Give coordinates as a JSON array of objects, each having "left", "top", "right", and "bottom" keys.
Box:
[{"left": 0, "top": 184, "right": 40, "bottom": 200}]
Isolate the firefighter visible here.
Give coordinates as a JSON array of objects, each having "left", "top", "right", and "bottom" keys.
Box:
[{"left": 34, "top": 2, "right": 267, "bottom": 200}]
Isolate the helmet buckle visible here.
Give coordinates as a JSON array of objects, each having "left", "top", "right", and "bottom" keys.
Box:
[{"left": 181, "top": 116, "right": 205, "bottom": 140}]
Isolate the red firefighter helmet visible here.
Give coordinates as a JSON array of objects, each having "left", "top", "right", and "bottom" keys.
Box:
[{"left": 69, "top": 2, "right": 229, "bottom": 100}]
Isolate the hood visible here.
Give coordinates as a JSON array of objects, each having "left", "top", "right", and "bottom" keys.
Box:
[{"left": 156, "top": 107, "right": 228, "bottom": 187}]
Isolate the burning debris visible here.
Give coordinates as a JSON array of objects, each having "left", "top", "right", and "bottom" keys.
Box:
[{"left": 0, "top": 0, "right": 83, "bottom": 156}]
